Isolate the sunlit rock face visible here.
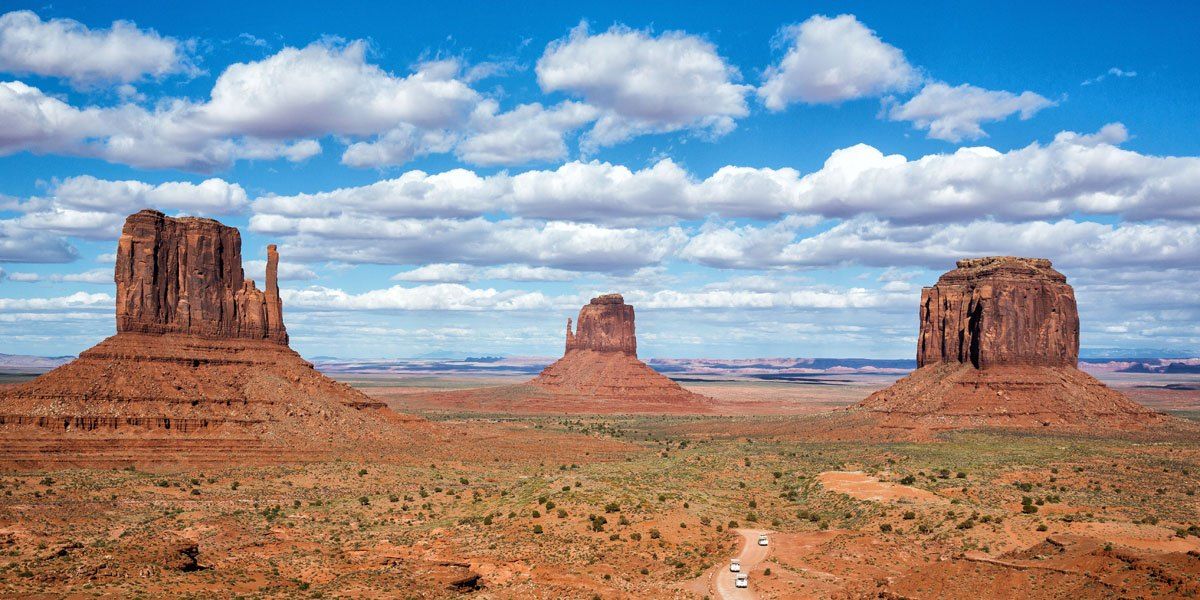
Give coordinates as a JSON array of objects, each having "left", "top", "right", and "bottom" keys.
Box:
[
  {"left": 115, "top": 209, "right": 288, "bottom": 344},
  {"left": 916, "top": 256, "right": 1078, "bottom": 370}
]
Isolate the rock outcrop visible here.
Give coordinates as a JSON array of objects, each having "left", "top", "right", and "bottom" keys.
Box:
[
  {"left": 0, "top": 210, "right": 417, "bottom": 467},
  {"left": 115, "top": 210, "right": 288, "bottom": 343},
  {"left": 530, "top": 294, "right": 710, "bottom": 407},
  {"left": 565, "top": 294, "right": 636, "bottom": 355},
  {"left": 917, "top": 257, "right": 1078, "bottom": 369},
  {"left": 853, "top": 256, "right": 1162, "bottom": 431}
]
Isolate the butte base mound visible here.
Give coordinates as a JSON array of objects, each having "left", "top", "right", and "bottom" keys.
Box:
[{"left": 0, "top": 210, "right": 420, "bottom": 468}]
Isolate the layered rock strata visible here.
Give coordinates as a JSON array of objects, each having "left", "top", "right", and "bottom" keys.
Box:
[
  {"left": 854, "top": 257, "right": 1162, "bottom": 430},
  {"left": 0, "top": 210, "right": 414, "bottom": 465}
]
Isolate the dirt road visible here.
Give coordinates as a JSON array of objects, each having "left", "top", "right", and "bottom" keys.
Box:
[{"left": 706, "top": 528, "right": 771, "bottom": 600}]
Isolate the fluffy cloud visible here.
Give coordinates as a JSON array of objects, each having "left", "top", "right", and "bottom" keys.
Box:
[
  {"left": 3, "top": 268, "right": 109, "bottom": 283},
  {"left": 0, "top": 40, "right": 483, "bottom": 171},
  {"left": 0, "top": 10, "right": 193, "bottom": 86},
  {"left": 252, "top": 215, "right": 687, "bottom": 272},
  {"left": 624, "top": 286, "right": 903, "bottom": 310},
  {"left": 41, "top": 175, "right": 248, "bottom": 214},
  {"left": 283, "top": 283, "right": 551, "bottom": 311},
  {"left": 0, "top": 220, "right": 78, "bottom": 263},
  {"left": 680, "top": 217, "right": 1200, "bottom": 271},
  {"left": 455, "top": 100, "right": 597, "bottom": 166},
  {"left": 253, "top": 168, "right": 504, "bottom": 219},
  {"left": 9, "top": 175, "right": 248, "bottom": 239},
  {"left": 199, "top": 44, "right": 479, "bottom": 138},
  {"left": 0, "top": 291, "right": 112, "bottom": 310},
  {"left": 537, "top": 23, "right": 750, "bottom": 149},
  {"left": 0, "top": 80, "right": 321, "bottom": 170},
  {"left": 391, "top": 263, "right": 577, "bottom": 283},
  {"left": 758, "top": 14, "right": 918, "bottom": 109},
  {"left": 885, "top": 82, "right": 1055, "bottom": 141},
  {"left": 253, "top": 125, "right": 1200, "bottom": 224}
]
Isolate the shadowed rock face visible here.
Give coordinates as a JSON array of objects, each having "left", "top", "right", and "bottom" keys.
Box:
[
  {"left": 917, "top": 256, "right": 1078, "bottom": 369},
  {"left": 115, "top": 209, "right": 288, "bottom": 344},
  {"left": 565, "top": 293, "right": 636, "bottom": 356}
]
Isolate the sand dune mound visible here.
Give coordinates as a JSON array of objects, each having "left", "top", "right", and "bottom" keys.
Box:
[
  {"left": 0, "top": 210, "right": 417, "bottom": 467},
  {"left": 850, "top": 257, "right": 1165, "bottom": 432}
]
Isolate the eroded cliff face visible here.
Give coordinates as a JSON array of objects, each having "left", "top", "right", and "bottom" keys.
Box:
[
  {"left": 916, "top": 256, "right": 1078, "bottom": 369},
  {"left": 0, "top": 209, "right": 414, "bottom": 459},
  {"left": 114, "top": 209, "right": 288, "bottom": 344},
  {"left": 565, "top": 294, "right": 636, "bottom": 356}
]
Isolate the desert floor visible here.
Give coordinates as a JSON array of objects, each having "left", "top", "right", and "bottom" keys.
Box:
[{"left": 1, "top": 372, "right": 1198, "bottom": 598}]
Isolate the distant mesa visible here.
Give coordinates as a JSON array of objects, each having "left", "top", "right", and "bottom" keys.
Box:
[
  {"left": 0, "top": 209, "right": 418, "bottom": 467},
  {"left": 530, "top": 294, "right": 710, "bottom": 406},
  {"left": 852, "top": 256, "right": 1165, "bottom": 430},
  {"left": 393, "top": 293, "right": 712, "bottom": 414}
]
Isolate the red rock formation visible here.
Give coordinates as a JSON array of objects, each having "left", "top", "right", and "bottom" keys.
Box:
[
  {"left": 0, "top": 210, "right": 417, "bottom": 465},
  {"left": 853, "top": 256, "right": 1162, "bottom": 431},
  {"left": 565, "top": 294, "right": 637, "bottom": 355},
  {"left": 917, "top": 257, "right": 1077, "bottom": 369},
  {"left": 115, "top": 209, "right": 287, "bottom": 343},
  {"left": 530, "top": 294, "right": 710, "bottom": 407}
]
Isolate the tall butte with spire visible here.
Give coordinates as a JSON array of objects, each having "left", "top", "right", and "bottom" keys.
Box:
[
  {"left": 0, "top": 210, "right": 416, "bottom": 467},
  {"left": 852, "top": 256, "right": 1163, "bottom": 430},
  {"left": 530, "top": 294, "right": 709, "bottom": 405}
]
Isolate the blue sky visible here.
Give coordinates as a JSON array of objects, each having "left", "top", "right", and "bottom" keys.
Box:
[{"left": 1, "top": 1, "right": 1198, "bottom": 359}]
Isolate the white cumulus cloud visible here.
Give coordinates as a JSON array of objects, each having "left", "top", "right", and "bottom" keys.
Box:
[
  {"left": 537, "top": 22, "right": 750, "bottom": 149},
  {"left": 885, "top": 82, "right": 1055, "bottom": 142},
  {"left": 758, "top": 14, "right": 918, "bottom": 108},
  {"left": 0, "top": 10, "right": 193, "bottom": 86}
]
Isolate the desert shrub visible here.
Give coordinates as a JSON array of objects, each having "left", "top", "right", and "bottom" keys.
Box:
[
  {"left": 880, "top": 524, "right": 892, "bottom": 532},
  {"left": 532, "top": 525, "right": 543, "bottom": 534},
  {"left": 358, "top": 496, "right": 370, "bottom": 506},
  {"left": 604, "top": 502, "right": 620, "bottom": 513},
  {"left": 357, "top": 469, "right": 367, "bottom": 477},
  {"left": 1036, "top": 523, "right": 1048, "bottom": 532},
  {"left": 899, "top": 475, "right": 916, "bottom": 485},
  {"left": 648, "top": 528, "right": 661, "bottom": 539},
  {"left": 903, "top": 511, "right": 916, "bottom": 520}
]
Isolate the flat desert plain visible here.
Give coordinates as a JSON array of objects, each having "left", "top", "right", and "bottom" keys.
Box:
[{"left": 1, "top": 371, "right": 1198, "bottom": 599}]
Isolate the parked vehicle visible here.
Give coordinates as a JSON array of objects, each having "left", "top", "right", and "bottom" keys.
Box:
[
  {"left": 758, "top": 534, "right": 769, "bottom": 546},
  {"left": 735, "top": 573, "right": 749, "bottom": 588},
  {"left": 730, "top": 558, "right": 741, "bottom": 572}
]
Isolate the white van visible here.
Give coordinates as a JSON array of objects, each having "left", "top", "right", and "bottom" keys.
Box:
[
  {"left": 735, "top": 573, "right": 749, "bottom": 588},
  {"left": 730, "top": 558, "right": 741, "bottom": 572},
  {"left": 758, "top": 534, "right": 769, "bottom": 546}
]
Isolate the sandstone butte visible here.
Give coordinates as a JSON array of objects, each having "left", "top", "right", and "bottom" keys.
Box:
[
  {"left": 0, "top": 210, "right": 418, "bottom": 467},
  {"left": 530, "top": 294, "right": 710, "bottom": 406},
  {"left": 852, "top": 256, "right": 1164, "bottom": 430}
]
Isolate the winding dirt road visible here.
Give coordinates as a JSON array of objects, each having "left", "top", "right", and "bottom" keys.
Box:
[{"left": 705, "top": 528, "right": 771, "bottom": 600}]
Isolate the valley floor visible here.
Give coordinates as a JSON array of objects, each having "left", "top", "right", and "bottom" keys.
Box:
[{"left": 1, "top": 374, "right": 1198, "bottom": 598}]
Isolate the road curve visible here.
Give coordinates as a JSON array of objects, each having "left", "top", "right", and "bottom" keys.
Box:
[{"left": 708, "top": 528, "right": 771, "bottom": 600}]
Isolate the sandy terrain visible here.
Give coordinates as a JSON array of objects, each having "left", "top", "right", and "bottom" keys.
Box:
[{"left": 1, "top": 374, "right": 1198, "bottom": 598}]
